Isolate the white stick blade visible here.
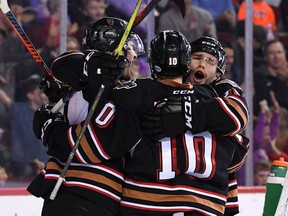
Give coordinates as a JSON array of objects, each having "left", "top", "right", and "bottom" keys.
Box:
[{"left": 0, "top": 0, "right": 10, "bottom": 14}]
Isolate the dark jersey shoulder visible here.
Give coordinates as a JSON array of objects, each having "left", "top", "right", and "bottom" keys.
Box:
[
  {"left": 51, "top": 51, "right": 85, "bottom": 88},
  {"left": 212, "top": 78, "right": 243, "bottom": 96}
]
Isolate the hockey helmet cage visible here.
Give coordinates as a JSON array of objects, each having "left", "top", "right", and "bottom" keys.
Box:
[
  {"left": 149, "top": 30, "right": 191, "bottom": 79},
  {"left": 190, "top": 36, "right": 226, "bottom": 74},
  {"left": 82, "top": 17, "right": 144, "bottom": 55}
]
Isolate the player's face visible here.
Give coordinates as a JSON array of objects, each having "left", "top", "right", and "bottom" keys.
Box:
[{"left": 187, "top": 52, "right": 221, "bottom": 85}]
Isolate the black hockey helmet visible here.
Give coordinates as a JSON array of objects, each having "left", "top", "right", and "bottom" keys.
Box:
[
  {"left": 190, "top": 36, "right": 226, "bottom": 74},
  {"left": 149, "top": 30, "right": 191, "bottom": 79},
  {"left": 82, "top": 17, "right": 144, "bottom": 55}
]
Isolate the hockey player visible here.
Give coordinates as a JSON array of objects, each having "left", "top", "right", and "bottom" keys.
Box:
[
  {"left": 28, "top": 17, "right": 144, "bottom": 216},
  {"left": 188, "top": 36, "right": 245, "bottom": 216},
  {"left": 140, "top": 36, "right": 249, "bottom": 215}
]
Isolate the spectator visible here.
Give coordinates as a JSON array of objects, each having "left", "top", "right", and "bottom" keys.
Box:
[
  {"left": 66, "top": 36, "right": 81, "bottom": 51},
  {"left": 254, "top": 160, "right": 271, "bottom": 186},
  {"left": 268, "top": 107, "right": 288, "bottom": 162},
  {"left": 73, "top": 0, "right": 107, "bottom": 44},
  {"left": 157, "top": 0, "right": 217, "bottom": 43},
  {"left": 27, "top": 0, "right": 50, "bottom": 19},
  {"left": 8, "top": 0, "right": 29, "bottom": 20},
  {"left": 253, "top": 97, "right": 280, "bottom": 165},
  {"left": 21, "top": 6, "right": 50, "bottom": 49},
  {"left": 45, "top": 1, "right": 73, "bottom": 47},
  {"left": 192, "top": 0, "right": 236, "bottom": 21},
  {"left": 83, "top": 0, "right": 107, "bottom": 24},
  {"left": 192, "top": 0, "right": 236, "bottom": 33},
  {"left": 237, "top": 0, "right": 277, "bottom": 32},
  {"left": 234, "top": 21, "right": 267, "bottom": 85},
  {"left": 0, "top": 74, "right": 48, "bottom": 178},
  {"left": 220, "top": 39, "right": 239, "bottom": 82},
  {"left": 254, "top": 39, "right": 288, "bottom": 115}
]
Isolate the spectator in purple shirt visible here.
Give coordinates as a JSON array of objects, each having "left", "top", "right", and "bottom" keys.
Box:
[{"left": 253, "top": 92, "right": 280, "bottom": 165}]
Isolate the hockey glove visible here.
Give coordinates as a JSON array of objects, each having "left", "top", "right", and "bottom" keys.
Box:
[
  {"left": 40, "top": 77, "right": 67, "bottom": 103},
  {"left": 33, "top": 104, "right": 65, "bottom": 148},
  {"left": 141, "top": 96, "right": 195, "bottom": 141},
  {"left": 82, "top": 50, "right": 131, "bottom": 87}
]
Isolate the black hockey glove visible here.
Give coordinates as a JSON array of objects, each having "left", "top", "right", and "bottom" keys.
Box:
[
  {"left": 141, "top": 96, "right": 196, "bottom": 141},
  {"left": 40, "top": 77, "right": 67, "bottom": 103},
  {"left": 82, "top": 50, "right": 131, "bottom": 88},
  {"left": 33, "top": 104, "right": 66, "bottom": 148}
]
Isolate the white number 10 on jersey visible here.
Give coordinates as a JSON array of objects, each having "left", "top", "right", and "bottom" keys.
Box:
[{"left": 158, "top": 131, "right": 215, "bottom": 180}]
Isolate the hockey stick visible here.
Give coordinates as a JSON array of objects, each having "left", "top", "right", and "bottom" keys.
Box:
[
  {"left": 49, "top": 0, "right": 144, "bottom": 200},
  {"left": 114, "top": 0, "right": 143, "bottom": 56},
  {"left": 49, "top": 84, "right": 105, "bottom": 200},
  {"left": 0, "top": 0, "right": 51, "bottom": 77}
]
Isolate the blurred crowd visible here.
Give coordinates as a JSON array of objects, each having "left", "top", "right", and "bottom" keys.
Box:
[{"left": 1, "top": 0, "right": 288, "bottom": 186}]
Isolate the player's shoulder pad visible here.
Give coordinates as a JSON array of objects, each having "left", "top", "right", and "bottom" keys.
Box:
[
  {"left": 51, "top": 51, "right": 85, "bottom": 87},
  {"left": 51, "top": 51, "right": 85, "bottom": 72},
  {"left": 212, "top": 79, "right": 243, "bottom": 96}
]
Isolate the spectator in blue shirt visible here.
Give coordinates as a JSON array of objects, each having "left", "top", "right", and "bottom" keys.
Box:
[{"left": 0, "top": 74, "right": 48, "bottom": 178}]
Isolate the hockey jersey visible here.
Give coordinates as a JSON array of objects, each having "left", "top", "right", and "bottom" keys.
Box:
[{"left": 27, "top": 52, "right": 249, "bottom": 215}]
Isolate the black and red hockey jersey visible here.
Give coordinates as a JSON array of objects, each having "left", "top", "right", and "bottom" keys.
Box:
[
  {"left": 27, "top": 85, "right": 128, "bottom": 214},
  {"left": 119, "top": 131, "right": 249, "bottom": 215}
]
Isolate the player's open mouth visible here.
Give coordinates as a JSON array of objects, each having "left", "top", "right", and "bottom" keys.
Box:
[{"left": 193, "top": 71, "right": 205, "bottom": 83}]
